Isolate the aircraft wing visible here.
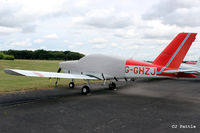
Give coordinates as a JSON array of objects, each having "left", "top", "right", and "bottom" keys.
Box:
[{"left": 4, "top": 69, "right": 97, "bottom": 80}]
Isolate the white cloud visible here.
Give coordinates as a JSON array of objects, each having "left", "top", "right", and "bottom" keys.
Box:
[
  {"left": 111, "top": 42, "right": 118, "bottom": 47},
  {"left": 89, "top": 38, "right": 108, "bottom": 49},
  {"left": 64, "top": 40, "right": 69, "bottom": 43},
  {"left": 14, "top": 0, "right": 66, "bottom": 16},
  {"left": 74, "top": 42, "right": 83, "bottom": 46},
  {"left": 113, "top": 28, "right": 140, "bottom": 39},
  {"left": 0, "top": 1, "right": 37, "bottom": 34},
  {"left": 79, "top": 8, "right": 133, "bottom": 29},
  {"left": 0, "top": 26, "right": 21, "bottom": 34},
  {"left": 64, "top": 41, "right": 83, "bottom": 46},
  {"left": 10, "top": 39, "right": 32, "bottom": 47},
  {"left": 39, "top": 46, "right": 46, "bottom": 49},
  {"left": 92, "top": 44, "right": 106, "bottom": 49},
  {"left": 89, "top": 38, "right": 107, "bottom": 44},
  {"left": 44, "top": 34, "right": 59, "bottom": 39},
  {"left": 68, "top": 45, "right": 74, "bottom": 49},
  {"left": 34, "top": 39, "right": 44, "bottom": 43},
  {"left": 74, "top": 0, "right": 89, "bottom": 7},
  {"left": 64, "top": 41, "right": 84, "bottom": 50},
  {"left": 142, "top": 0, "right": 200, "bottom": 27}
]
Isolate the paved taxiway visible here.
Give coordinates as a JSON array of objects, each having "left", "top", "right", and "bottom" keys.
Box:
[{"left": 0, "top": 78, "right": 200, "bottom": 133}]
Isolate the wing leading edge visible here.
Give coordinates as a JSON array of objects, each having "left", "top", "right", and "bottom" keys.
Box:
[{"left": 4, "top": 69, "right": 97, "bottom": 80}]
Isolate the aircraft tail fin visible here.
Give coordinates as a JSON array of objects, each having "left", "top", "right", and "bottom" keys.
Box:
[{"left": 153, "top": 33, "right": 197, "bottom": 69}]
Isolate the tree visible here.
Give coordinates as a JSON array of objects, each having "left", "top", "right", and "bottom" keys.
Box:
[{"left": 1, "top": 49, "right": 85, "bottom": 60}]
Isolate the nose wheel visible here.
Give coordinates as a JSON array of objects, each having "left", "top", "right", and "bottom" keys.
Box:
[
  {"left": 69, "top": 82, "right": 75, "bottom": 88},
  {"left": 81, "top": 85, "right": 90, "bottom": 95},
  {"left": 109, "top": 82, "right": 116, "bottom": 90}
]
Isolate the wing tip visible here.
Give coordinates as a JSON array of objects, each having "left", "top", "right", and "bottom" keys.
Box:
[{"left": 4, "top": 69, "right": 24, "bottom": 76}]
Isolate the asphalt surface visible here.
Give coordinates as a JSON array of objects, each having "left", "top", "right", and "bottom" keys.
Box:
[{"left": 0, "top": 78, "right": 200, "bottom": 133}]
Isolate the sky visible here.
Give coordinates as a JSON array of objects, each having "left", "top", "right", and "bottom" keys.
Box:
[{"left": 0, "top": 0, "right": 200, "bottom": 61}]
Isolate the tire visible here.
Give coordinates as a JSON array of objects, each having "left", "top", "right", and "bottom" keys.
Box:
[
  {"left": 69, "top": 82, "right": 75, "bottom": 88},
  {"left": 109, "top": 82, "right": 116, "bottom": 90},
  {"left": 131, "top": 78, "right": 135, "bottom": 82},
  {"left": 81, "top": 86, "right": 90, "bottom": 95}
]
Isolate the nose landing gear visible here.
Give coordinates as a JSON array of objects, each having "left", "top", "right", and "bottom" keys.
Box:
[
  {"left": 109, "top": 82, "right": 116, "bottom": 90},
  {"left": 69, "top": 82, "right": 75, "bottom": 88}
]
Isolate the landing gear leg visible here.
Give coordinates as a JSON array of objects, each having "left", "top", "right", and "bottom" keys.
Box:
[
  {"left": 55, "top": 78, "right": 60, "bottom": 87},
  {"left": 49, "top": 78, "right": 52, "bottom": 88},
  {"left": 55, "top": 67, "right": 62, "bottom": 87}
]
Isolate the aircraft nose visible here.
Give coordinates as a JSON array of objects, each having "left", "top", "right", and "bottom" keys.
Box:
[{"left": 59, "top": 60, "right": 78, "bottom": 72}]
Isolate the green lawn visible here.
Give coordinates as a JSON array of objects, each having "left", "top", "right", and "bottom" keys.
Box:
[{"left": 0, "top": 59, "right": 76, "bottom": 92}]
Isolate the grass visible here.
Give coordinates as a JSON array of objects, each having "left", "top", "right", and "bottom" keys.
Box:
[{"left": 0, "top": 59, "right": 87, "bottom": 93}]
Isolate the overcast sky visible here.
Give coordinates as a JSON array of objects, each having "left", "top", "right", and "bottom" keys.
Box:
[{"left": 0, "top": 0, "right": 200, "bottom": 61}]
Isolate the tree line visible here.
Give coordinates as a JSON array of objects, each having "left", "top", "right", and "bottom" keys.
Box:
[
  {"left": 1, "top": 50, "right": 85, "bottom": 60},
  {"left": 0, "top": 52, "right": 14, "bottom": 60}
]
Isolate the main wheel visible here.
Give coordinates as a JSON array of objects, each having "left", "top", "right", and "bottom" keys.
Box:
[
  {"left": 131, "top": 78, "right": 135, "bottom": 82},
  {"left": 81, "top": 85, "right": 90, "bottom": 95},
  {"left": 69, "top": 82, "right": 75, "bottom": 88},
  {"left": 109, "top": 82, "right": 116, "bottom": 90}
]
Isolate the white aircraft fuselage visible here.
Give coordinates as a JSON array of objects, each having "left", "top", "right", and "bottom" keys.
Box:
[{"left": 59, "top": 54, "right": 126, "bottom": 79}]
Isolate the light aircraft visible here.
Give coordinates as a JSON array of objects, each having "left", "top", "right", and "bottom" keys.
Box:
[{"left": 4, "top": 33, "right": 198, "bottom": 95}]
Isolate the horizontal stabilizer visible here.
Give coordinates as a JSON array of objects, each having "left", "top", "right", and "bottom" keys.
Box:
[
  {"left": 163, "top": 69, "right": 200, "bottom": 73},
  {"left": 196, "top": 57, "right": 200, "bottom": 67},
  {"left": 4, "top": 69, "right": 97, "bottom": 80}
]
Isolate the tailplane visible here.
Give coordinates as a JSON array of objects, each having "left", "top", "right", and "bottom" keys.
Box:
[
  {"left": 196, "top": 57, "right": 200, "bottom": 67},
  {"left": 153, "top": 33, "right": 197, "bottom": 69}
]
